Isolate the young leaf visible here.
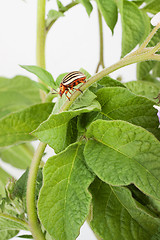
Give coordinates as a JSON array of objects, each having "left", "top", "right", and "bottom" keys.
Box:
[
  {"left": 46, "top": 10, "right": 64, "bottom": 28},
  {"left": 56, "top": 0, "right": 66, "bottom": 11},
  {"left": 32, "top": 99, "right": 101, "bottom": 153},
  {"left": 125, "top": 80, "right": 160, "bottom": 101},
  {"left": 89, "top": 178, "right": 160, "bottom": 240},
  {"left": 0, "top": 76, "right": 41, "bottom": 119},
  {"left": 121, "top": 1, "right": 146, "bottom": 57},
  {"left": 0, "top": 143, "right": 34, "bottom": 169},
  {"left": 38, "top": 143, "right": 94, "bottom": 240},
  {"left": 84, "top": 120, "right": 160, "bottom": 200},
  {"left": 20, "top": 65, "right": 56, "bottom": 88},
  {"left": 0, "top": 103, "right": 54, "bottom": 149},
  {"left": 77, "top": 0, "right": 93, "bottom": 16},
  {"left": 96, "top": 87, "right": 160, "bottom": 139},
  {"left": 96, "top": 0, "right": 118, "bottom": 33}
]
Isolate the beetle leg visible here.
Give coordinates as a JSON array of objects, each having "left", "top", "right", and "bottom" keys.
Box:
[
  {"left": 65, "top": 89, "right": 72, "bottom": 101},
  {"left": 73, "top": 88, "right": 83, "bottom": 93}
]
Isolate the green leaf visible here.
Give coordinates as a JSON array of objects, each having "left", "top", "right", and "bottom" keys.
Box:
[
  {"left": 0, "top": 103, "right": 54, "bottom": 149},
  {"left": 143, "top": 0, "right": 160, "bottom": 14},
  {"left": 0, "top": 76, "right": 41, "bottom": 119},
  {"left": 20, "top": 65, "right": 56, "bottom": 88},
  {"left": 125, "top": 80, "right": 160, "bottom": 101},
  {"left": 89, "top": 178, "right": 160, "bottom": 240},
  {"left": 139, "top": 10, "right": 151, "bottom": 44},
  {"left": 56, "top": 0, "right": 66, "bottom": 11},
  {"left": 0, "top": 214, "right": 28, "bottom": 231},
  {"left": 84, "top": 120, "right": 160, "bottom": 200},
  {"left": 96, "top": 87, "right": 160, "bottom": 138},
  {"left": 121, "top": 1, "right": 146, "bottom": 57},
  {"left": 12, "top": 168, "right": 42, "bottom": 202},
  {"left": 17, "top": 235, "right": 33, "bottom": 239},
  {"left": 77, "top": 0, "right": 93, "bottom": 16},
  {"left": 98, "top": 76, "right": 126, "bottom": 88},
  {"left": 38, "top": 142, "right": 94, "bottom": 240},
  {"left": 0, "top": 168, "right": 10, "bottom": 196},
  {"left": 55, "top": 72, "right": 68, "bottom": 87},
  {"left": 79, "top": 68, "right": 91, "bottom": 79},
  {"left": 152, "top": 62, "right": 160, "bottom": 78},
  {"left": 33, "top": 99, "right": 101, "bottom": 153},
  {"left": 96, "top": 0, "right": 118, "bottom": 33},
  {"left": 46, "top": 10, "right": 64, "bottom": 28},
  {"left": 0, "top": 230, "right": 18, "bottom": 240},
  {"left": 0, "top": 143, "right": 34, "bottom": 169}
]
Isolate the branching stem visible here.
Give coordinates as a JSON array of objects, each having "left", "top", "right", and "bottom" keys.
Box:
[
  {"left": 96, "top": 8, "right": 105, "bottom": 73},
  {"left": 59, "top": 24, "right": 160, "bottom": 113},
  {"left": 46, "top": 2, "right": 78, "bottom": 34}
]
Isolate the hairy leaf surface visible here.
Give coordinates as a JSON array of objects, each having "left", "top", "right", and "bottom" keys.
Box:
[
  {"left": 21, "top": 65, "right": 56, "bottom": 88},
  {"left": 0, "top": 230, "right": 18, "bottom": 240},
  {"left": 0, "top": 214, "right": 28, "bottom": 231},
  {"left": 33, "top": 96, "right": 100, "bottom": 153},
  {"left": 125, "top": 81, "right": 159, "bottom": 101},
  {"left": 96, "top": 87, "right": 160, "bottom": 138},
  {"left": 121, "top": 1, "right": 146, "bottom": 57},
  {"left": 84, "top": 120, "right": 160, "bottom": 200},
  {"left": 0, "top": 76, "right": 41, "bottom": 119},
  {"left": 0, "top": 103, "right": 54, "bottom": 148},
  {"left": 38, "top": 143, "right": 94, "bottom": 240},
  {"left": 0, "top": 143, "right": 34, "bottom": 169},
  {"left": 89, "top": 178, "right": 160, "bottom": 240}
]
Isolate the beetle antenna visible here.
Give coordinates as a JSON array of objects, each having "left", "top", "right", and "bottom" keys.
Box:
[{"left": 52, "top": 89, "right": 58, "bottom": 94}]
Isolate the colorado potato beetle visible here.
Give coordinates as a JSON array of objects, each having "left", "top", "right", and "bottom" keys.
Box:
[{"left": 54, "top": 71, "right": 86, "bottom": 101}]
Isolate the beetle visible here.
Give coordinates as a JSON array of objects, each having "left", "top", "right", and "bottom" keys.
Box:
[{"left": 53, "top": 71, "right": 86, "bottom": 101}]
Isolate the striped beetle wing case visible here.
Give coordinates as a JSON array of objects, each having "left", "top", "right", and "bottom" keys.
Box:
[{"left": 62, "top": 71, "right": 86, "bottom": 85}]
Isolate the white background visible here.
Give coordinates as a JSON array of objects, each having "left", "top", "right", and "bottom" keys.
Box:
[{"left": 0, "top": 0, "right": 136, "bottom": 239}]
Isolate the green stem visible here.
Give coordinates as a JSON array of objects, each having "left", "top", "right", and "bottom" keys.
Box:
[
  {"left": 36, "top": 0, "right": 46, "bottom": 102},
  {"left": 96, "top": 8, "right": 105, "bottom": 73},
  {"left": 26, "top": 0, "right": 48, "bottom": 239},
  {"left": 59, "top": 51, "right": 160, "bottom": 113},
  {"left": 46, "top": 2, "right": 78, "bottom": 34},
  {"left": 0, "top": 213, "right": 29, "bottom": 230},
  {"left": 27, "top": 142, "right": 47, "bottom": 240}
]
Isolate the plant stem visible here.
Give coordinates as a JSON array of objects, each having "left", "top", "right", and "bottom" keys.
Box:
[
  {"left": 27, "top": 142, "right": 47, "bottom": 240},
  {"left": 96, "top": 8, "right": 105, "bottom": 73},
  {"left": 36, "top": 0, "right": 46, "bottom": 102},
  {"left": 59, "top": 50, "right": 160, "bottom": 113},
  {"left": 26, "top": 0, "right": 48, "bottom": 239}
]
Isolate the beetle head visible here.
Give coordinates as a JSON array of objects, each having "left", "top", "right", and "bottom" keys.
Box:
[{"left": 59, "top": 84, "right": 65, "bottom": 97}]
